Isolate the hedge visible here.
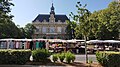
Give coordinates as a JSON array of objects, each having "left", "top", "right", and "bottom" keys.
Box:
[
  {"left": 0, "top": 49, "right": 31, "bottom": 64},
  {"left": 96, "top": 51, "right": 120, "bottom": 67},
  {"left": 32, "top": 49, "right": 51, "bottom": 62}
]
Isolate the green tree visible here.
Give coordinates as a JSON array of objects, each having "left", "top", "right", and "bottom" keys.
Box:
[
  {"left": 70, "top": 2, "right": 91, "bottom": 63},
  {"left": 24, "top": 23, "right": 36, "bottom": 38},
  {"left": 19, "top": 27, "right": 26, "bottom": 38},
  {"left": 0, "top": 0, "right": 21, "bottom": 38},
  {"left": 89, "top": 1, "right": 120, "bottom": 40},
  {"left": 66, "top": 20, "right": 77, "bottom": 39},
  {"left": 66, "top": 21, "right": 72, "bottom": 39}
]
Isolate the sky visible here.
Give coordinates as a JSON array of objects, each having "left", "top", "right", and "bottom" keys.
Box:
[{"left": 10, "top": 0, "right": 113, "bottom": 27}]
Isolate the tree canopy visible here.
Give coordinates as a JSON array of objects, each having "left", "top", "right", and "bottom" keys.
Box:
[
  {"left": 0, "top": 0, "right": 21, "bottom": 38},
  {"left": 24, "top": 23, "right": 36, "bottom": 38},
  {"left": 68, "top": 1, "right": 120, "bottom": 40},
  {"left": 89, "top": 1, "right": 120, "bottom": 40},
  {"left": 0, "top": 0, "right": 36, "bottom": 39}
]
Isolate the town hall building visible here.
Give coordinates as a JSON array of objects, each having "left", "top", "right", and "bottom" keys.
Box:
[{"left": 32, "top": 3, "right": 69, "bottom": 39}]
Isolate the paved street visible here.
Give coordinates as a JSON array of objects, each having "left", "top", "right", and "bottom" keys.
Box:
[{"left": 75, "top": 54, "right": 97, "bottom": 62}]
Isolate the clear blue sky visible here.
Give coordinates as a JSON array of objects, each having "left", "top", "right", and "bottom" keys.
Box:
[{"left": 10, "top": 0, "right": 113, "bottom": 27}]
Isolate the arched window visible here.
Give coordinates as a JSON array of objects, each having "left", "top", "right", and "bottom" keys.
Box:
[
  {"left": 50, "top": 27, "right": 55, "bottom": 33},
  {"left": 36, "top": 26, "right": 39, "bottom": 32},
  {"left": 57, "top": 27, "right": 62, "bottom": 33},
  {"left": 42, "top": 27, "right": 47, "bottom": 33}
]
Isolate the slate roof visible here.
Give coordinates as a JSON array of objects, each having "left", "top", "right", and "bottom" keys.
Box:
[{"left": 32, "top": 14, "right": 69, "bottom": 22}]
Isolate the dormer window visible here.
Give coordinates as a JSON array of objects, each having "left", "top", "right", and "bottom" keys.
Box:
[
  {"left": 49, "top": 14, "right": 55, "bottom": 22},
  {"left": 58, "top": 20, "right": 61, "bottom": 22},
  {"left": 36, "top": 20, "right": 39, "bottom": 22},
  {"left": 43, "top": 19, "right": 46, "bottom": 22}
]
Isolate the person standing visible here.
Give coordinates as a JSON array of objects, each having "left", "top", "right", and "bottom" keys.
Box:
[
  {"left": 45, "top": 40, "right": 49, "bottom": 50},
  {"left": 15, "top": 41, "right": 19, "bottom": 49},
  {"left": 9, "top": 40, "right": 14, "bottom": 49},
  {"left": 39, "top": 40, "right": 43, "bottom": 49},
  {"left": 30, "top": 41, "right": 33, "bottom": 50},
  {"left": 36, "top": 40, "right": 39, "bottom": 49}
]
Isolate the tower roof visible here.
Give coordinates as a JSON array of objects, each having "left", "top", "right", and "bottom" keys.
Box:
[
  {"left": 32, "top": 14, "right": 69, "bottom": 22},
  {"left": 51, "top": 3, "right": 54, "bottom": 10},
  {"left": 32, "top": 2, "right": 69, "bottom": 23},
  {"left": 50, "top": 3, "right": 55, "bottom": 15}
]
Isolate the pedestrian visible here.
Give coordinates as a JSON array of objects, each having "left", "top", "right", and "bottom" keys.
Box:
[
  {"left": 36, "top": 40, "right": 39, "bottom": 49},
  {"left": 30, "top": 41, "right": 33, "bottom": 50},
  {"left": 45, "top": 40, "right": 49, "bottom": 50}
]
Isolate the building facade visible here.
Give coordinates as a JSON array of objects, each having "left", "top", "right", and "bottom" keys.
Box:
[
  {"left": 32, "top": 3, "right": 69, "bottom": 39},
  {"left": 113, "top": 0, "right": 120, "bottom": 2}
]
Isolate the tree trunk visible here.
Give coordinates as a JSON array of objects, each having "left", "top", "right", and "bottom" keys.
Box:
[{"left": 84, "top": 35, "right": 88, "bottom": 63}]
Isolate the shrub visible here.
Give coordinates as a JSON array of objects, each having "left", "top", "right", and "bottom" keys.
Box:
[
  {"left": 96, "top": 51, "right": 108, "bottom": 66},
  {"left": 52, "top": 54, "right": 58, "bottom": 63},
  {"left": 51, "top": 51, "right": 75, "bottom": 63},
  {"left": 32, "top": 49, "right": 51, "bottom": 62},
  {"left": 65, "top": 51, "right": 75, "bottom": 63},
  {"left": 0, "top": 49, "right": 31, "bottom": 64},
  {"left": 96, "top": 51, "right": 120, "bottom": 67},
  {"left": 58, "top": 53, "right": 65, "bottom": 62},
  {"left": 88, "top": 59, "right": 93, "bottom": 67},
  {"left": 71, "top": 53, "right": 75, "bottom": 62}
]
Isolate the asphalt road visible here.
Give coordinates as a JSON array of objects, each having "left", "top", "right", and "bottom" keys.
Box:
[{"left": 75, "top": 54, "right": 97, "bottom": 62}]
